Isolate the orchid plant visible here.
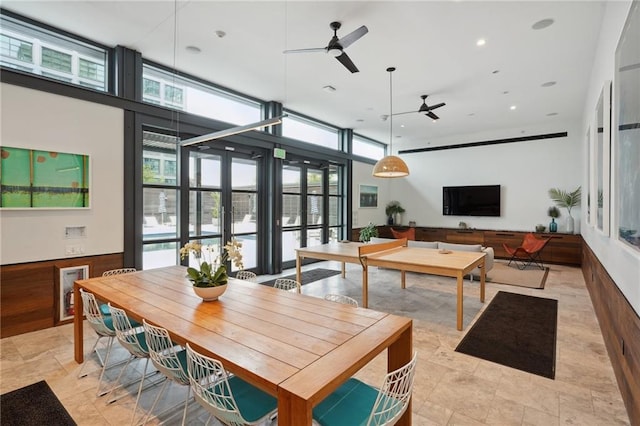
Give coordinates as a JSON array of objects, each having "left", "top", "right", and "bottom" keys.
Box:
[{"left": 179, "top": 238, "right": 244, "bottom": 287}]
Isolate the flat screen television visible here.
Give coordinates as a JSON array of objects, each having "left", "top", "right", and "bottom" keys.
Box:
[{"left": 443, "top": 185, "right": 501, "bottom": 217}]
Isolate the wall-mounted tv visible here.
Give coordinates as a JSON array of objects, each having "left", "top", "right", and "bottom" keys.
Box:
[{"left": 443, "top": 185, "right": 501, "bottom": 217}]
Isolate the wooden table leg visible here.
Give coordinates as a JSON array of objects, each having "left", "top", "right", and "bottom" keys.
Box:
[
  {"left": 456, "top": 272, "right": 464, "bottom": 331},
  {"left": 341, "top": 261, "right": 345, "bottom": 278},
  {"left": 296, "top": 253, "right": 302, "bottom": 284},
  {"left": 278, "top": 387, "right": 312, "bottom": 425},
  {"left": 388, "top": 321, "right": 413, "bottom": 426},
  {"left": 74, "top": 282, "right": 84, "bottom": 363},
  {"left": 401, "top": 270, "right": 406, "bottom": 289},
  {"left": 360, "top": 258, "right": 369, "bottom": 308},
  {"left": 480, "top": 261, "right": 486, "bottom": 303}
]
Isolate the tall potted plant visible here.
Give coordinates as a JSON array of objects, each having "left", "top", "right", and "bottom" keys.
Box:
[
  {"left": 385, "top": 201, "right": 406, "bottom": 226},
  {"left": 548, "top": 187, "right": 581, "bottom": 233}
]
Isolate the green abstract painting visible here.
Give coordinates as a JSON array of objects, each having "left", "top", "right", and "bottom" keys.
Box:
[{"left": 0, "top": 146, "right": 89, "bottom": 208}]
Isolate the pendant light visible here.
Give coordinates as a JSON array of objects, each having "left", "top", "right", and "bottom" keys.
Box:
[{"left": 372, "top": 67, "right": 410, "bottom": 178}]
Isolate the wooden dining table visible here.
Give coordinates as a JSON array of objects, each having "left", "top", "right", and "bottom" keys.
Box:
[
  {"left": 297, "top": 239, "right": 486, "bottom": 330},
  {"left": 73, "top": 266, "right": 413, "bottom": 425}
]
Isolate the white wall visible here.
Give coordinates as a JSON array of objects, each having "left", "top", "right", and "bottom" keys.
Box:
[
  {"left": 352, "top": 161, "right": 391, "bottom": 227},
  {"left": 581, "top": 1, "right": 640, "bottom": 315},
  {"left": 354, "top": 121, "right": 582, "bottom": 233},
  {"left": 0, "top": 84, "right": 124, "bottom": 265}
]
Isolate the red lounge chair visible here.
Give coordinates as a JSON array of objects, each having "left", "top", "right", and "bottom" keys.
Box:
[
  {"left": 391, "top": 227, "right": 416, "bottom": 240},
  {"left": 503, "top": 232, "right": 551, "bottom": 270}
]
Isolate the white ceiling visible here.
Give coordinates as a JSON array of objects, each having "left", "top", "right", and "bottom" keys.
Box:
[{"left": 3, "top": 1, "right": 606, "bottom": 149}]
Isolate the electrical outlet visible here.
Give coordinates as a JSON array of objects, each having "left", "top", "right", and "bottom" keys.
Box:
[{"left": 65, "top": 245, "right": 84, "bottom": 255}]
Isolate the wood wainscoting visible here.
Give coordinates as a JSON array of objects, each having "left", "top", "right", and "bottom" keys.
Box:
[
  {"left": 0, "top": 253, "right": 124, "bottom": 338},
  {"left": 582, "top": 243, "right": 640, "bottom": 425}
]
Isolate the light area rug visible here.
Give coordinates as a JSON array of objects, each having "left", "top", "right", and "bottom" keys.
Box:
[{"left": 487, "top": 261, "right": 549, "bottom": 289}]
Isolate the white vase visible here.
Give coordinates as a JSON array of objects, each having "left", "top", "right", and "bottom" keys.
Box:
[
  {"left": 566, "top": 216, "right": 574, "bottom": 234},
  {"left": 193, "top": 284, "right": 227, "bottom": 301}
]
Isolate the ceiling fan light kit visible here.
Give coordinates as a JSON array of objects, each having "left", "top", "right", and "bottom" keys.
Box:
[{"left": 373, "top": 67, "right": 410, "bottom": 178}]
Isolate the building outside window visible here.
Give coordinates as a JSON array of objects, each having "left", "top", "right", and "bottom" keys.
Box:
[{"left": 0, "top": 14, "right": 108, "bottom": 91}]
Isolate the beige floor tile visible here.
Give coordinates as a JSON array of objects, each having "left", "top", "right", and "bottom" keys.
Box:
[{"left": 0, "top": 261, "right": 631, "bottom": 425}]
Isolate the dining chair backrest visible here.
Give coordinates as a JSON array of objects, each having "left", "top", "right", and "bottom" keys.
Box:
[
  {"left": 235, "top": 270, "right": 258, "bottom": 283},
  {"left": 368, "top": 352, "right": 418, "bottom": 425},
  {"left": 273, "top": 278, "right": 301, "bottom": 293},
  {"left": 108, "top": 303, "right": 148, "bottom": 358},
  {"left": 324, "top": 293, "right": 358, "bottom": 307},
  {"left": 142, "top": 319, "right": 189, "bottom": 385},
  {"left": 186, "top": 343, "right": 278, "bottom": 426},
  {"left": 186, "top": 344, "right": 246, "bottom": 425},
  {"left": 80, "top": 289, "right": 114, "bottom": 337},
  {"left": 102, "top": 268, "right": 137, "bottom": 277}
]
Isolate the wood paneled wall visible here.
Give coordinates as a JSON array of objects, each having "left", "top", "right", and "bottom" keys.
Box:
[
  {"left": 1, "top": 253, "right": 124, "bottom": 338},
  {"left": 582, "top": 243, "right": 639, "bottom": 426}
]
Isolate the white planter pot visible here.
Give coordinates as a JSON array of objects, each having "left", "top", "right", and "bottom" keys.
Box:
[
  {"left": 566, "top": 216, "right": 574, "bottom": 234},
  {"left": 193, "top": 284, "right": 227, "bottom": 301}
]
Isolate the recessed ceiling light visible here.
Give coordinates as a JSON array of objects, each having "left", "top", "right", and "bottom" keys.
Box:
[
  {"left": 546, "top": 112, "right": 559, "bottom": 116},
  {"left": 185, "top": 45, "right": 201, "bottom": 54},
  {"left": 356, "top": 118, "right": 364, "bottom": 122},
  {"left": 322, "top": 85, "right": 336, "bottom": 93},
  {"left": 503, "top": 91, "right": 510, "bottom": 95},
  {"left": 476, "top": 38, "right": 486, "bottom": 46},
  {"left": 492, "top": 70, "right": 500, "bottom": 74},
  {"left": 541, "top": 81, "right": 557, "bottom": 87},
  {"left": 214, "top": 30, "right": 227, "bottom": 38},
  {"left": 510, "top": 105, "right": 517, "bottom": 110},
  {"left": 532, "top": 18, "right": 554, "bottom": 30},
  {"left": 400, "top": 124, "right": 405, "bottom": 128},
  {"left": 468, "top": 113, "right": 475, "bottom": 116}
]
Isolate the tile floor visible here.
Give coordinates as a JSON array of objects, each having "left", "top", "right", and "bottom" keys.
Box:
[{"left": 0, "top": 261, "right": 630, "bottom": 425}]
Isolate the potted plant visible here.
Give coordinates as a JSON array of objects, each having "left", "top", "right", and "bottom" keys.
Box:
[
  {"left": 548, "top": 187, "right": 581, "bottom": 233},
  {"left": 179, "top": 238, "right": 244, "bottom": 300},
  {"left": 547, "top": 206, "right": 560, "bottom": 233},
  {"left": 359, "top": 222, "right": 379, "bottom": 243},
  {"left": 385, "top": 201, "right": 406, "bottom": 225}
]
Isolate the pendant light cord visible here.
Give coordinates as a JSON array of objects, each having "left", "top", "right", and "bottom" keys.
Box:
[{"left": 387, "top": 67, "right": 396, "bottom": 154}]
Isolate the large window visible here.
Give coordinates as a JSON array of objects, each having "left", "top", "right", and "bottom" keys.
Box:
[
  {"left": 282, "top": 113, "right": 340, "bottom": 150},
  {"left": 0, "top": 14, "right": 108, "bottom": 91},
  {"left": 141, "top": 131, "right": 180, "bottom": 269},
  {"left": 142, "top": 64, "right": 261, "bottom": 125},
  {"left": 353, "top": 134, "right": 386, "bottom": 160}
]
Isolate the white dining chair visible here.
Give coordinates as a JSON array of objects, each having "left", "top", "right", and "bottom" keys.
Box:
[
  {"left": 186, "top": 343, "right": 278, "bottom": 425},
  {"left": 312, "top": 352, "right": 418, "bottom": 426},
  {"left": 324, "top": 293, "right": 358, "bottom": 307},
  {"left": 77, "top": 289, "right": 119, "bottom": 396},
  {"left": 102, "top": 268, "right": 137, "bottom": 277},
  {"left": 273, "top": 278, "right": 301, "bottom": 293},
  {"left": 106, "top": 304, "right": 158, "bottom": 424},
  {"left": 142, "top": 320, "right": 192, "bottom": 425},
  {"left": 235, "top": 270, "right": 258, "bottom": 282}
]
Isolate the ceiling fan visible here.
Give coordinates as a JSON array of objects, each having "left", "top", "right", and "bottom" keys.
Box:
[
  {"left": 392, "top": 95, "right": 446, "bottom": 120},
  {"left": 283, "top": 21, "right": 368, "bottom": 73}
]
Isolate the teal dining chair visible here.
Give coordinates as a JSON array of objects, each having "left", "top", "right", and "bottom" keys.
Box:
[
  {"left": 312, "top": 352, "right": 418, "bottom": 426},
  {"left": 186, "top": 343, "right": 278, "bottom": 425},
  {"left": 142, "top": 319, "right": 192, "bottom": 425},
  {"left": 77, "top": 288, "right": 118, "bottom": 397}
]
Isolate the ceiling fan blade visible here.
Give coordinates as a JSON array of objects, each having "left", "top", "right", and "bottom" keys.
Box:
[
  {"left": 428, "top": 102, "right": 446, "bottom": 111},
  {"left": 335, "top": 52, "right": 359, "bottom": 73},
  {"left": 391, "top": 111, "right": 417, "bottom": 117},
  {"left": 426, "top": 111, "right": 440, "bottom": 120},
  {"left": 283, "top": 47, "right": 327, "bottom": 54},
  {"left": 338, "top": 25, "right": 368, "bottom": 49}
]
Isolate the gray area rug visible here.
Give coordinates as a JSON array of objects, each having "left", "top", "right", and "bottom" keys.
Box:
[
  {"left": 1, "top": 381, "right": 76, "bottom": 426},
  {"left": 259, "top": 268, "right": 342, "bottom": 287},
  {"left": 489, "top": 262, "right": 549, "bottom": 289}
]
